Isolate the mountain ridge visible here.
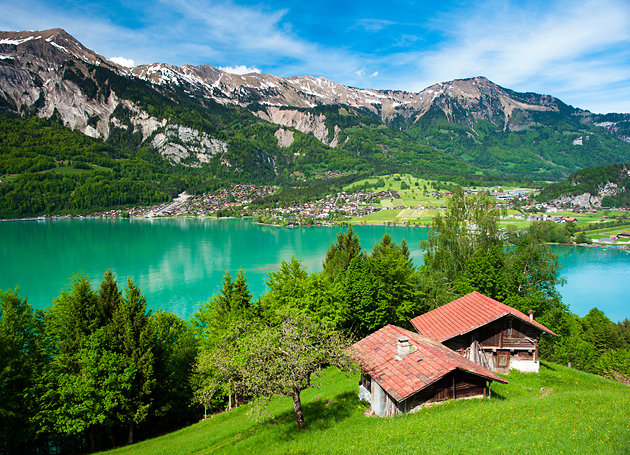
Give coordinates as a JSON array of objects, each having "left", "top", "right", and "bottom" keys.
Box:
[{"left": 2, "top": 27, "right": 630, "bottom": 181}]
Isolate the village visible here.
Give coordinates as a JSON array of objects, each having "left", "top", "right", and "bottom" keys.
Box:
[
  {"left": 88, "top": 184, "right": 403, "bottom": 225},
  {"left": 79, "top": 179, "right": 630, "bottom": 236}
]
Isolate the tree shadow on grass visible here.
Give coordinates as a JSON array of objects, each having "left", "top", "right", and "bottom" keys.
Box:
[
  {"left": 216, "top": 391, "right": 361, "bottom": 451},
  {"left": 299, "top": 391, "right": 359, "bottom": 431},
  {"left": 490, "top": 390, "right": 507, "bottom": 400},
  {"left": 264, "top": 390, "right": 360, "bottom": 437}
]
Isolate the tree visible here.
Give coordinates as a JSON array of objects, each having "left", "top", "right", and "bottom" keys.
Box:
[
  {"left": 43, "top": 328, "right": 131, "bottom": 450},
  {"left": 0, "top": 290, "right": 43, "bottom": 453},
  {"left": 109, "top": 278, "right": 155, "bottom": 444},
  {"left": 419, "top": 187, "right": 566, "bottom": 324},
  {"left": 422, "top": 187, "right": 503, "bottom": 284},
  {"left": 231, "top": 270, "right": 254, "bottom": 319},
  {"left": 322, "top": 226, "right": 363, "bottom": 281},
  {"left": 97, "top": 269, "right": 121, "bottom": 326},
  {"left": 191, "top": 355, "right": 221, "bottom": 420},
  {"left": 192, "top": 270, "right": 255, "bottom": 413},
  {"left": 193, "top": 270, "right": 254, "bottom": 339},
  {"left": 454, "top": 245, "right": 510, "bottom": 301},
  {"left": 211, "top": 312, "right": 354, "bottom": 429},
  {"left": 38, "top": 274, "right": 155, "bottom": 450},
  {"left": 149, "top": 311, "right": 198, "bottom": 431},
  {"left": 368, "top": 235, "right": 422, "bottom": 327},
  {"left": 39, "top": 276, "right": 103, "bottom": 450},
  {"left": 259, "top": 257, "right": 310, "bottom": 322}
]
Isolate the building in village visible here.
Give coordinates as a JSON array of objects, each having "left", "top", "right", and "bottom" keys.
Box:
[
  {"left": 410, "top": 292, "right": 557, "bottom": 373},
  {"left": 350, "top": 324, "right": 508, "bottom": 416}
]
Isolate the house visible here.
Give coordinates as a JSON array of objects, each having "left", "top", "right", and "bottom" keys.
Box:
[
  {"left": 410, "top": 292, "right": 557, "bottom": 373},
  {"left": 350, "top": 324, "right": 508, "bottom": 416}
]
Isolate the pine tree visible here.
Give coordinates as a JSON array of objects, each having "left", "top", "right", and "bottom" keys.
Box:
[
  {"left": 231, "top": 269, "right": 253, "bottom": 319},
  {"left": 322, "top": 226, "right": 363, "bottom": 281},
  {"left": 97, "top": 269, "right": 121, "bottom": 327},
  {"left": 110, "top": 278, "right": 155, "bottom": 444}
]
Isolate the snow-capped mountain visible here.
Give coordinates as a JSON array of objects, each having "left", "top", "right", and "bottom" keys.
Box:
[{"left": 1, "top": 28, "right": 629, "bottom": 176}]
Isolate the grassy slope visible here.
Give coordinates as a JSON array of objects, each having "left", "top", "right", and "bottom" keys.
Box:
[
  {"left": 343, "top": 174, "right": 629, "bottom": 229},
  {"left": 105, "top": 362, "right": 629, "bottom": 455}
]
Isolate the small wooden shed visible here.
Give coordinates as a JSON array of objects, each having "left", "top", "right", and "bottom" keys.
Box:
[
  {"left": 350, "top": 324, "right": 507, "bottom": 417},
  {"left": 410, "top": 292, "right": 557, "bottom": 373}
]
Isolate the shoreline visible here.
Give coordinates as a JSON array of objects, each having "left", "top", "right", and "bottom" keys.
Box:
[{"left": 1, "top": 217, "right": 627, "bottom": 246}]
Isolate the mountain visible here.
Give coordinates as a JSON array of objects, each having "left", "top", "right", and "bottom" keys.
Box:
[
  {"left": 538, "top": 163, "right": 630, "bottom": 208},
  {"left": 2, "top": 28, "right": 630, "bottom": 187}
]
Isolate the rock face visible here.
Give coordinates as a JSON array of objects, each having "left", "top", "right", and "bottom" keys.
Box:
[
  {"left": 1, "top": 27, "right": 629, "bottom": 170},
  {"left": 554, "top": 182, "right": 623, "bottom": 207},
  {"left": 0, "top": 28, "right": 232, "bottom": 166},
  {"left": 274, "top": 128, "right": 294, "bottom": 148},
  {"left": 257, "top": 107, "right": 332, "bottom": 145},
  {"left": 152, "top": 125, "right": 228, "bottom": 164}
]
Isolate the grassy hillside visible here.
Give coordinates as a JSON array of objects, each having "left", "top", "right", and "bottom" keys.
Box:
[{"left": 104, "top": 363, "right": 629, "bottom": 455}]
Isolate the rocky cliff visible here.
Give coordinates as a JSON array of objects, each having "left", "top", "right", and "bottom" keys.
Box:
[{"left": 2, "top": 28, "right": 630, "bottom": 178}]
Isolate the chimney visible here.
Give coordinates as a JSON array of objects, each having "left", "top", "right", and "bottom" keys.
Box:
[
  {"left": 528, "top": 310, "right": 534, "bottom": 322},
  {"left": 397, "top": 336, "right": 411, "bottom": 358}
]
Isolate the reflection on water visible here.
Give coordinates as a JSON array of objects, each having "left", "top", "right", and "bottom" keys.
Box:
[
  {"left": 552, "top": 245, "right": 630, "bottom": 322},
  {"left": 1, "top": 218, "right": 628, "bottom": 321}
]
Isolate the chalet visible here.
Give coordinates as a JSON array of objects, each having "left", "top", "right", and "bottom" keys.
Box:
[
  {"left": 350, "top": 324, "right": 507, "bottom": 417},
  {"left": 410, "top": 292, "right": 557, "bottom": 373}
]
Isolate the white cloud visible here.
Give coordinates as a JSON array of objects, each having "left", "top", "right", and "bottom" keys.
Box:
[
  {"left": 219, "top": 65, "right": 261, "bottom": 75},
  {"left": 109, "top": 56, "right": 135, "bottom": 68},
  {"left": 355, "top": 69, "right": 379, "bottom": 79},
  {"left": 402, "top": 0, "right": 630, "bottom": 112},
  {"left": 160, "top": 0, "right": 365, "bottom": 83},
  {"left": 5, "top": 0, "right": 629, "bottom": 111}
]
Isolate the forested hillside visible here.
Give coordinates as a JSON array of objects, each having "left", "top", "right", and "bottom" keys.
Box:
[
  {"left": 538, "top": 163, "right": 630, "bottom": 207},
  {"left": 0, "top": 114, "right": 191, "bottom": 217}
]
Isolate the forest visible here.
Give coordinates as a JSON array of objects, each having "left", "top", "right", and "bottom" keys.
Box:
[
  {"left": 1, "top": 189, "right": 629, "bottom": 454},
  {"left": 538, "top": 162, "right": 630, "bottom": 207}
]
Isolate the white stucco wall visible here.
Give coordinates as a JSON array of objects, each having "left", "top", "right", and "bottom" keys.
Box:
[
  {"left": 371, "top": 381, "right": 386, "bottom": 416},
  {"left": 358, "top": 385, "right": 371, "bottom": 404},
  {"left": 510, "top": 359, "right": 540, "bottom": 372}
]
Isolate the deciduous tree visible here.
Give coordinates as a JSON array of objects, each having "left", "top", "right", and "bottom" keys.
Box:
[{"left": 210, "top": 312, "right": 354, "bottom": 429}]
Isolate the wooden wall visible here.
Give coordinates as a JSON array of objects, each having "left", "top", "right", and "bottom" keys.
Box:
[
  {"left": 445, "top": 316, "right": 541, "bottom": 352},
  {"left": 401, "top": 370, "right": 487, "bottom": 412}
]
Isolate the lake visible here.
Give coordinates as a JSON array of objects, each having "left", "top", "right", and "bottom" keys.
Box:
[{"left": 1, "top": 218, "right": 628, "bottom": 321}]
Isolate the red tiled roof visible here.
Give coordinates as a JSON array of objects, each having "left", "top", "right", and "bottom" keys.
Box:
[
  {"left": 349, "top": 324, "right": 507, "bottom": 402},
  {"left": 409, "top": 292, "right": 557, "bottom": 342}
]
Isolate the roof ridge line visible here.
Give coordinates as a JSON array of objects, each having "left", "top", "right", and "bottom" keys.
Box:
[
  {"left": 467, "top": 292, "right": 557, "bottom": 336},
  {"left": 391, "top": 325, "right": 463, "bottom": 370}
]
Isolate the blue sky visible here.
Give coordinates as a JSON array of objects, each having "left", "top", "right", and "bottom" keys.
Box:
[{"left": 2, "top": 0, "right": 630, "bottom": 113}]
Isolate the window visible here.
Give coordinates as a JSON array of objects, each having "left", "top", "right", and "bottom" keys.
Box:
[
  {"left": 497, "top": 352, "right": 509, "bottom": 368},
  {"left": 508, "top": 319, "right": 513, "bottom": 337}
]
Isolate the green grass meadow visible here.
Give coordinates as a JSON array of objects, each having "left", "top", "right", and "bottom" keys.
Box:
[
  {"left": 584, "top": 224, "right": 630, "bottom": 241},
  {"left": 344, "top": 174, "right": 544, "bottom": 225},
  {"left": 104, "top": 362, "right": 630, "bottom": 455}
]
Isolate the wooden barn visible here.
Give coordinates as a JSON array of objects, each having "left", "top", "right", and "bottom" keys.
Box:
[
  {"left": 350, "top": 324, "right": 507, "bottom": 417},
  {"left": 410, "top": 292, "right": 557, "bottom": 373}
]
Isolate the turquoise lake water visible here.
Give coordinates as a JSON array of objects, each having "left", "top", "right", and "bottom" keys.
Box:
[{"left": 1, "top": 218, "right": 628, "bottom": 321}]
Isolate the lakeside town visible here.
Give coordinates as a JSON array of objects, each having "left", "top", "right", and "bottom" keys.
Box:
[{"left": 24, "top": 181, "right": 624, "bottom": 245}]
